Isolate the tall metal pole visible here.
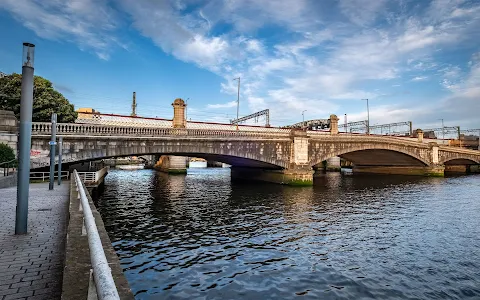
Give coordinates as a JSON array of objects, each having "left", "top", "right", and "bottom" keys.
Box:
[
  {"left": 234, "top": 77, "right": 240, "bottom": 130},
  {"left": 344, "top": 114, "right": 347, "bottom": 133},
  {"left": 57, "top": 136, "right": 63, "bottom": 185},
  {"left": 131, "top": 92, "right": 137, "bottom": 117},
  {"left": 362, "top": 99, "right": 370, "bottom": 135},
  {"left": 302, "top": 110, "right": 307, "bottom": 130},
  {"left": 15, "top": 43, "right": 35, "bottom": 235},
  {"left": 49, "top": 113, "right": 57, "bottom": 190}
]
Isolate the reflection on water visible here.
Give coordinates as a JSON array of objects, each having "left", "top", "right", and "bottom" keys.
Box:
[{"left": 96, "top": 169, "right": 480, "bottom": 299}]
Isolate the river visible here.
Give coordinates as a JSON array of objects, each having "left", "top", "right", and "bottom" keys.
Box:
[{"left": 95, "top": 169, "right": 480, "bottom": 299}]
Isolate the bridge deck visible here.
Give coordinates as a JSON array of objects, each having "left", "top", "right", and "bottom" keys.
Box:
[{"left": 0, "top": 183, "right": 69, "bottom": 300}]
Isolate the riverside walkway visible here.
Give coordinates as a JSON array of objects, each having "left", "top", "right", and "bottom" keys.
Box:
[{"left": 0, "top": 183, "right": 69, "bottom": 300}]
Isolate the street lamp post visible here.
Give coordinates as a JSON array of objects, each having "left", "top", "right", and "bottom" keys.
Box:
[
  {"left": 344, "top": 114, "right": 347, "bottom": 134},
  {"left": 302, "top": 110, "right": 307, "bottom": 130},
  {"left": 16, "top": 43, "right": 35, "bottom": 235},
  {"left": 57, "top": 136, "right": 63, "bottom": 185},
  {"left": 48, "top": 113, "right": 57, "bottom": 190},
  {"left": 362, "top": 99, "right": 369, "bottom": 134},
  {"left": 233, "top": 77, "right": 240, "bottom": 130}
]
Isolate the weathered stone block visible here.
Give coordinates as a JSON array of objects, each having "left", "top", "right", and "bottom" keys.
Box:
[
  {"left": 231, "top": 167, "right": 314, "bottom": 186},
  {"left": 353, "top": 165, "right": 445, "bottom": 177}
]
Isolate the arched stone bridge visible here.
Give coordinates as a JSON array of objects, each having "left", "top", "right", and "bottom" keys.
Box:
[{"left": 29, "top": 121, "right": 480, "bottom": 185}]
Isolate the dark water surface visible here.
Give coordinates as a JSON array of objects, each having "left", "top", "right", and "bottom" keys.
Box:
[{"left": 96, "top": 169, "right": 480, "bottom": 299}]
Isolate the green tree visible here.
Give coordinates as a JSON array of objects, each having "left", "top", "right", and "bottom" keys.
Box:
[
  {"left": 0, "top": 143, "right": 15, "bottom": 164},
  {"left": 0, "top": 73, "right": 77, "bottom": 123}
]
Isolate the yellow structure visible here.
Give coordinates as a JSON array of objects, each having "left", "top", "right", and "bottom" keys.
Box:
[
  {"left": 172, "top": 98, "right": 186, "bottom": 128},
  {"left": 76, "top": 108, "right": 100, "bottom": 119}
]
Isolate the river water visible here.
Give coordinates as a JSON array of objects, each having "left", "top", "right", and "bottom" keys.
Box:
[{"left": 95, "top": 169, "right": 480, "bottom": 299}]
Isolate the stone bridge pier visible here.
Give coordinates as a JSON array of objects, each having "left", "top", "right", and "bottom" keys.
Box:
[{"left": 231, "top": 129, "right": 314, "bottom": 186}]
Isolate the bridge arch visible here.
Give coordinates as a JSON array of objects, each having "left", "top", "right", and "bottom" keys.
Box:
[
  {"left": 30, "top": 138, "right": 290, "bottom": 170},
  {"left": 438, "top": 150, "right": 480, "bottom": 165},
  {"left": 442, "top": 158, "right": 480, "bottom": 165},
  {"left": 310, "top": 145, "right": 431, "bottom": 168}
]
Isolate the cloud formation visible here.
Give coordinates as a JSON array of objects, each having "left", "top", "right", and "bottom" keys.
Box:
[{"left": 2, "top": 0, "right": 479, "bottom": 127}]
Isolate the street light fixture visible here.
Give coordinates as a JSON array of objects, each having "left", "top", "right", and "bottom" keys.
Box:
[
  {"left": 362, "top": 99, "right": 369, "bottom": 134},
  {"left": 302, "top": 110, "right": 307, "bottom": 129},
  {"left": 233, "top": 77, "right": 240, "bottom": 130}
]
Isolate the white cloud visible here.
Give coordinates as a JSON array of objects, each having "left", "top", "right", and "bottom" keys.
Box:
[
  {"left": 0, "top": 0, "right": 120, "bottom": 59},
  {"left": 412, "top": 76, "right": 429, "bottom": 81},
  {"left": 207, "top": 101, "right": 237, "bottom": 109},
  {"left": 339, "top": 0, "right": 387, "bottom": 25},
  {"left": 330, "top": 91, "right": 379, "bottom": 100},
  {"left": 3, "top": 0, "right": 480, "bottom": 127}
]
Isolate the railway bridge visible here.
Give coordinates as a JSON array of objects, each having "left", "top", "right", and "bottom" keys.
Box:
[{"left": 2, "top": 99, "right": 480, "bottom": 186}]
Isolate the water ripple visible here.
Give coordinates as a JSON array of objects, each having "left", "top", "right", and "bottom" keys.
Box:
[{"left": 96, "top": 169, "right": 480, "bottom": 300}]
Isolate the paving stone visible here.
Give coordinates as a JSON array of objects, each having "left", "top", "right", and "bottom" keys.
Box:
[
  {"left": 3, "top": 290, "right": 33, "bottom": 300},
  {"left": 0, "top": 288, "right": 19, "bottom": 297},
  {"left": 0, "top": 183, "right": 69, "bottom": 300},
  {"left": 10, "top": 282, "right": 32, "bottom": 289},
  {"left": 18, "top": 282, "right": 48, "bottom": 293}
]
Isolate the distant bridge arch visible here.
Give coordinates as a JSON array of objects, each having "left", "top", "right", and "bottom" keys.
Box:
[{"left": 309, "top": 136, "right": 431, "bottom": 167}]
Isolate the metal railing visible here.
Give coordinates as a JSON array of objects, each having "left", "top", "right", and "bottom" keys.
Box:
[
  {"left": 30, "top": 171, "right": 69, "bottom": 181},
  {"left": 1, "top": 159, "right": 16, "bottom": 176},
  {"left": 77, "top": 167, "right": 109, "bottom": 184},
  {"left": 77, "top": 172, "right": 96, "bottom": 183},
  {"left": 73, "top": 170, "right": 120, "bottom": 300}
]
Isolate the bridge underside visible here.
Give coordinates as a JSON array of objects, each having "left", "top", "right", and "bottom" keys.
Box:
[
  {"left": 339, "top": 149, "right": 427, "bottom": 167},
  {"left": 182, "top": 154, "right": 282, "bottom": 169},
  {"left": 315, "top": 149, "right": 443, "bottom": 177},
  {"left": 443, "top": 159, "right": 480, "bottom": 174},
  {"left": 38, "top": 153, "right": 284, "bottom": 170}
]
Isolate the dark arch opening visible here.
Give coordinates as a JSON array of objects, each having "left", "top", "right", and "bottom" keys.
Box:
[
  {"left": 444, "top": 158, "right": 479, "bottom": 165},
  {"left": 31, "top": 152, "right": 284, "bottom": 171},
  {"left": 313, "top": 149, "right": 428, "bottom": 168}
]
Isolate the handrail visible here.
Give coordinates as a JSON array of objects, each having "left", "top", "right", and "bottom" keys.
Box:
[
  {"left": 73, "top": 170, "right": 120, "bottom": 300},
  {"left": 77, "top": 167, "right": 109, "bottom": 184},
  {"left": 0, "top": 158, "right": 16, "bottom": 166},
  {"left": 30, "top": 171, "right": 69, "bottom": 182},
  {"left": 1, "top": 158, "right": 16, "bottom": 176}
]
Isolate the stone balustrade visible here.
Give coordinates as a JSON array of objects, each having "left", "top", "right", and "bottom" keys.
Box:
[{"left": 31, "top": 122, "right": 291, "bottom": 138}]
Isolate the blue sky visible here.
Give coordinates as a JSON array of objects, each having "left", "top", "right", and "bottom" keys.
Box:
[{"left": 0, "top": 0, "right": 479, "bottom": 129}]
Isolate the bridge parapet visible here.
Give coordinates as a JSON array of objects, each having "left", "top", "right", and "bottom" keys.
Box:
[
  {"left": 307, "top": 133, "right": 431, "bottom": 148},
  {"left": 32, "top": 122, "right": 291, "bottom": 138},
  {"left": 438, "top": 146, "right": 480, "bottom": 165}
]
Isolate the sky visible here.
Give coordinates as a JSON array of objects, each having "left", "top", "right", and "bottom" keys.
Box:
[{"left": 0, "top": 0, "right": 479, "bottom": 130}]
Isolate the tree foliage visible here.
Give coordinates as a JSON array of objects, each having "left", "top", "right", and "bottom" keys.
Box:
[
  {"left": 0, "top": 143, "right": 15, "bottom": 164},
  {"left": 0, "top": 73, "right": 77, "bottom": 123}
]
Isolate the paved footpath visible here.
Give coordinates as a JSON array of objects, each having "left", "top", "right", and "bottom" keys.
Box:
[{"left": 0, "top": 183, "right": 69, "bottom": 300}]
